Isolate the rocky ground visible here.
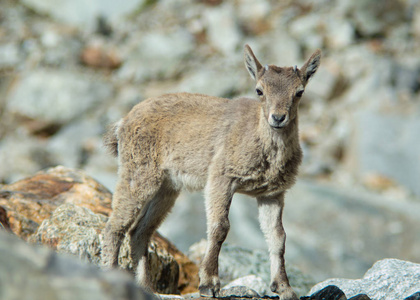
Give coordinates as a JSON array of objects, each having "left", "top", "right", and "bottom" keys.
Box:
[
  {"left": 1, "top": 167, "right": 419, "bottom": 299},
  {"left": 1, "top": 167, "right": 419, "bottom": 300},
  {"left": 1, "top": 0, "right": 420, "bottom": 299}
]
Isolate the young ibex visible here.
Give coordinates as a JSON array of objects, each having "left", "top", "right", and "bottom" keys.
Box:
[{"left": 102, "top": 44, "right": 321, "bottom": 300}]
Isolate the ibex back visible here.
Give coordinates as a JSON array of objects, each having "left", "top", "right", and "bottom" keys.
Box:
[{"left": 102, "top": 44, "right": 321, "bottom": 300}]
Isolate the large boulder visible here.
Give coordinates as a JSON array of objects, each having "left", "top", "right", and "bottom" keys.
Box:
[
  {"left": 285, "top": 180, "right": 420, "bottom": 281},
  {"left": 7, "top": 69, "right": 113, "bottom": 126},
  {"left": 20, "top": 0, "right": 147, "bottom": 30},
  {"left": 0, "top": 166, "right": 112, "bottom": 239},
  {"left": 29, "top": 203, "right": 181, "bottom": 294},
  {"left": 310, "top": 259, "right": 420, "bottom": 299},
  {"left": 0, "top": 166, "right": 199, "bottom": 294},
  {"left": 117, "top": 29, "right": 195, "bottom": 82},
  {"left": 0, "top": 230, "right": 155, "bottom": 300},
  {"left": 349, "top": 107, "right": 420, "bottom": 197}
]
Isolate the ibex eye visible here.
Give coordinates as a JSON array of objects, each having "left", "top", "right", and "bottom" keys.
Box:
[
  {"left": 256, "top": 88, "right": 263, "bottom": 96},
  {"left": 296, "top": 90, "right": 304, "bottom": 97}
]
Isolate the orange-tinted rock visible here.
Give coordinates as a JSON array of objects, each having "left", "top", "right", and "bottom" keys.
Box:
[
  {"left": 30, "top": 202, "right": 199, "bottom": 294},
  {"left": 1, "top": 166, "right": 199, "bottom": 294},
  {"left": 153, "top": 232, "right": 199, "bottom": 294},
  {"left": 0, "top": 166, "right": 112, "bottom": 239},
  {"left": 80, "top": 46, "right": 121, "bottom": 69},
  {"left": 0, "top": 206, "right": 11, "bottom": 231}
]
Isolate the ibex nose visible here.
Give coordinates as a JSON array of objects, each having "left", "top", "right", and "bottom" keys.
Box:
[
  {"left": 272, "top": 114, "right": 287, "bottom": 124},
  {"left": 270, "top": 113, "right": 289, "bottom": 128}
]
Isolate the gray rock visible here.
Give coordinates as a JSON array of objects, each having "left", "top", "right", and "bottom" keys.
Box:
[
  {"left": 405, "top": 292, "right": 420, "bottom": 300},
  {"left": 289, "top": 14, "right": 324, "bottom": 50},
  {"left": 305, "top": 61, "right": 341, "bottom": 100},
  {"left": 47, "top": 118, "right": 103, "bottom": 170},
  {"left": 0, "top": 133, "right": 55, "bottom": 183},
  {"left": 310, "top": 259, "right": 420, "bottom": 300},
  {"left": 29, "top": 204, "right": 108, "bottom": 265},
  {"left": 0, "top": 230, "right": 155, "bottom": 300},
  {"left": 350, "top": 107, "right": 420, "bottom": 197},
  {"left": 29, "top": 203, "right": 180, "bottom": 295},
  {"left": 344, "top": 0, "right": 406, "bottom": 38},
  {"left": 222, "top": 275, "right": 271, "bottom": 297},
  {"left": 7, "top": 69, "right": 113, "bottom": 125},
  {"left": 202, "top": 2, "right": 242, "bottom": 55},
  {"left": 236, "top": 0, "right": 271, "bottom": 30},
  {"left": 302, "top": 285, "right": 346, "bottom": 300},
  {"left": 349, "top": 295, "right": 371, "bottom": 300},
  {"left": 117, "top": 29, "right": 194, "bottom": 82},
  {"left": 285, "top": 180, "right": 420, "bottom": 281},
  {"left": 173, "top": 62, "right": 245, "bottom": 98},
  {"left": 0, "top": 42, "right": 21, "bottom": 67},
  {"left": 20, "top": 0, "right": 147, "bottom": 30},
  {"left": 324, "top": 17, "right": 355, "bottom": 50},
  {"left": 219, "top": 285, "right": 260, "bottom": 298}
]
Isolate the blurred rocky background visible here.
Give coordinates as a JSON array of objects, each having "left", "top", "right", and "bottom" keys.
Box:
[{"left": 1, "top": 0, "right": 420, "bottom": 295}]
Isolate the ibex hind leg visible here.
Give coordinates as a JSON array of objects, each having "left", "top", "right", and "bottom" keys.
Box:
[
  {"left": 102, "top": 179, "right": 143, "bottom": 269},
  {"left": 128, "top": 181, "right": 180, "bottom": 292},
  {"left": 102, "top": 169, "right": 163, "bottom": 269}
]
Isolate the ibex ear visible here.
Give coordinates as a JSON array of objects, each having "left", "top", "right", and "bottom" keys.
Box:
[
  {"left": 300, "top": 49, "right": 321, "bottom": 84},
  {"left": 244, "top": 44, "right": 263, "bottom": 81}
]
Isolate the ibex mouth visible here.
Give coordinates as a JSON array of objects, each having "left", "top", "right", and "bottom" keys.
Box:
[{"left": 270, "top": 124, "right": 286, "bottom": 130}]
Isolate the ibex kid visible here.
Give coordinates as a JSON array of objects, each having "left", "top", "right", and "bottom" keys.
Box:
[{"left": 102, "top": 44, "right": 321, "bottom": 300}]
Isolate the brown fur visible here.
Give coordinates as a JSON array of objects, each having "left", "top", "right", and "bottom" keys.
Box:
[{"left": 102, "top": 45, "right": 321, "bottom": 300}]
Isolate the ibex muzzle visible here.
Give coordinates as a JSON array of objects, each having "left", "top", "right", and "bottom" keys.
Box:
[{"left": 102, "top": 44, "right": 321, "bottom": 300}]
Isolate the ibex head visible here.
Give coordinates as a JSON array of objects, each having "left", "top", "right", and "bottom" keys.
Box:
[{"left": 244, "top": 45, "right": 321, "bottom": 130}]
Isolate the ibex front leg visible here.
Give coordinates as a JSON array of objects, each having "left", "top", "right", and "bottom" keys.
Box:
[
  {"left": 257, "top": 194, "right": 298, "bottom": 300},
  {"left": 199, "top": 176, "right": 233, "bottom": 297}
]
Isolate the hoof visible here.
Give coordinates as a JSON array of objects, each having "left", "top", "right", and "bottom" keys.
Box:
[
  {"left": 270, "top": 282, "right": 298, "bottom": 300},
  {"left": 199, "top": 285, "right": 219, "bottom": 298}
]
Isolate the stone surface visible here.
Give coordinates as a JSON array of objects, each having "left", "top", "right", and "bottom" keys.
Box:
[
  {"left": 0, "top": 166, "right": 198, "bottom": 294},
  {"left": 0, "top": 206, "right": 10, "bottom": 230},
  {"left": 350, "top": 108, "right": 420, "bottom": 197},
  {"left": 405, "top": 292, "right": 420, "bottom": 300},
  {"left": 7, "top": 69, "right": 113, "bottom": 125},
  {"left": 80, "top": 45, "right": 121, "bottom": 69},
  {"left": 117, "top": 29, "right": 194, "bottom": 82},
  {"left": 29, "top": 203, "right": 107, "bottom": 265},
  {"left": 219, "top": 285, "right": 260, "bottom": 298},
  {"left": 348, "top": 295, "right": 371, "bottom": 300},
  {"left": 29, "top": 202, "right": 180, "bottom": 294},
  {"left": 222, "top": 275, "right": 270, "bottom": 297},
  {"left": 0, "top": 166, "right": 112, "bottom": 239},
  {"left": 284, "top": 181, "right": 420, "bottom": 281},
  {"left": 301, "top": 285, "right": 346, "bottom": 300},
  {"left": 20, "top": 0, "right": 147, "bottom": 30},
  {"left": 310, "top": 259, "right": 420, "bottom": 300},
  {"left": 202, "top": 2, "right": 242, "bottom": 55},
  {"left": 0, "top": 230, "right": 155, "bottom": 300},
  {"left": 151, "top": 233, "right": 199, "bottom": 295},
  {"left": 0, "top": 133, "right": 56, "bottom": 184}
]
